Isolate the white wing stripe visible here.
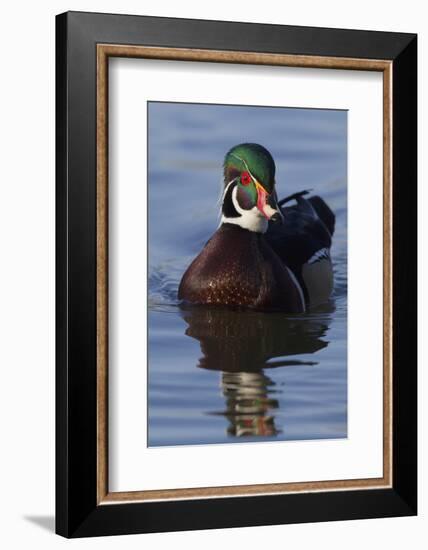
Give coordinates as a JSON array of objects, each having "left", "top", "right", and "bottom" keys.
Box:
[
  {"left": 307, "top": 247, "right": 330, "bottom": 265},
  {"left": 286, "top": 266, "right": 305, "bottom": 312}
]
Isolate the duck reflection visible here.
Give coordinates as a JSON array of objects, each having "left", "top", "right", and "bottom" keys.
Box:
[
  {"left": 221, "top": 371, "right": 280, "bottom": 437},
  {"left": 180, "top": 305, "right": 333, "bottom": 438}
]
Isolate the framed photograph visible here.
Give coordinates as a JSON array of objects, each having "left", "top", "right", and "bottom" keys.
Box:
[{"left": 56, "top": 11, "right": 417, "bottom": 537}]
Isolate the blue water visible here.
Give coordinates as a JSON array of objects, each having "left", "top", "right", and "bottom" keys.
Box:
[{"left": 148, "top": 102, "right": 347, "bottom": 446}]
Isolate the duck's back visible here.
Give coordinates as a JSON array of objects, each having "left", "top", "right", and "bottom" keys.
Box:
[
  {"left": 178, "top": 223, "right": 304, "bottom": 312},
  {"left": 266, "top": 194, "right": 335, "bottom": 306}
]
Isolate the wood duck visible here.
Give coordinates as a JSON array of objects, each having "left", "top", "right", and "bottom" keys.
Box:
[{"left": 178, "top": 143, "right": 335, "bottom": 312}]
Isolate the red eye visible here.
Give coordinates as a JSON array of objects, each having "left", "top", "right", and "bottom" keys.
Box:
[{"left": 241, "top": 171, "right": 251, "bottom": 186}]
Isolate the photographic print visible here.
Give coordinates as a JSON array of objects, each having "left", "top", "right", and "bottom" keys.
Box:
[{"left": 148, "top": 101, "right": 347, "bottom": 446}]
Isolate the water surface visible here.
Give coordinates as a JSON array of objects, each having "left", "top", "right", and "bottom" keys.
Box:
[{"left": 148, "top": 102, "right": 347, "bottom": 446}]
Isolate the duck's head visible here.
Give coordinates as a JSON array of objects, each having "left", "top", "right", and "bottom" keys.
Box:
[{"left": 221, "top": 143, "right": 283, "bottom": 233}]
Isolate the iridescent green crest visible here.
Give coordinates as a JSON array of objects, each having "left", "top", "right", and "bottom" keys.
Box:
[{"left": 223, "top": 143, "right": 276, "bottom": 193}]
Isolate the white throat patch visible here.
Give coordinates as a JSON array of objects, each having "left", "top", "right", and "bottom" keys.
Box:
[{"left": 220, "top": 182, "right": 268, "bottom": 234}]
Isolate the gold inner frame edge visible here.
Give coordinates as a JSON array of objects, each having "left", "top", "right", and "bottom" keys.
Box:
[{"left": 96, "top": 44, "right": 393, "bottom": 505}]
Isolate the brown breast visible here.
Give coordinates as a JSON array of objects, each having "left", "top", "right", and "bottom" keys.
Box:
[{"left": 178, "top": 224, "right": 304, "bottom": 313}]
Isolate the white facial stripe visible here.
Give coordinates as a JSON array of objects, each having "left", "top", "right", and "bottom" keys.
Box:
[
  {"left": 217, "top": 178, "right": 237, "bottom": 228},
  {"left": 221, "top": 184, "right": 268, "bottom": 233},
  {"left": 229, "top": 152, "right": 259, "bottom": 186},
  {"left": 223, "top": 177, "right": 238, "bottom": 196},
  {"left": 231, "top": 185, "right": 253, "bottom": 216}
]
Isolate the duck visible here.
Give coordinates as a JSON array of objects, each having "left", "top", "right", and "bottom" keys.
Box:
[{"left": 178, "top": 143, "right": 335, "bottom": 313}]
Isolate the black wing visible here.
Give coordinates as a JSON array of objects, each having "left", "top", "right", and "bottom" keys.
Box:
[{"left": 266, "top": 191, "right": 335, "bottom": 274}]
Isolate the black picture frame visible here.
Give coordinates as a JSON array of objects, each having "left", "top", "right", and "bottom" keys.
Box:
[{"left": 56, "top": 10, "right": 417, "bottom": 538}]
